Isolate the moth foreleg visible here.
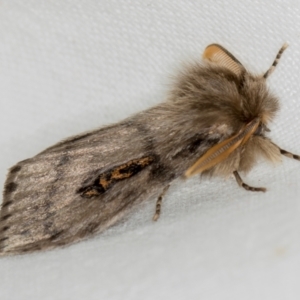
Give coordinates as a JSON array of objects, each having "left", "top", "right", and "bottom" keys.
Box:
[
  {"left": 279, "top": 148, "right": 300, "bottom": 161},
  {"left": 233, "top": 171, "right": 266, "bottom": 192},
  {"left": 153, "top": 185, "right": 170, "bottom": 221}
]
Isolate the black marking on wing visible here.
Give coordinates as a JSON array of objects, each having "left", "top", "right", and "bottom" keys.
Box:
[
  {"left": 1, "top": 201, "right": 13, "bottom": 208},
  {"left": 173, "top": 135, "right": 220, "bottom": 159},
  {"left": 1, "top": 226, "right": 9, "bottom": 232},
  {"left": 49, "top": 230, "right": 64, "bottom": 242},
  {"left": 135, "top": 123, "right": 155, "bottom": 152},
  {"left": 79, "top": 222, "right": 100, "bottom": 238},
  {"left": 78, "top": 156, "right": 156, "bottom": 198},
  {"left": 173, "top": 135, "right": 206, "bottom": 159},
  {"left": 149, "top": 162, "right": 176, "bottom": 182},
  {"left": 47, "top": 152, "right": 70, "bottom": 200},
  {"left": 57, "top": 153, "right": 70, "bottom": 167},
  {"left": 3, "top": 182, "right": 18, "bottom": 195},
  {"left": 1, "top": 214, "right": 12, "bottom": 221},
  {"left": 9, "top": 165, "right": 22, "bottom": 174}
]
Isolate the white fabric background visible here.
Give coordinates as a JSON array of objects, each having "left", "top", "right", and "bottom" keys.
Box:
[{"left": 1, "top": 1, "right": 300, "bottom": 299}]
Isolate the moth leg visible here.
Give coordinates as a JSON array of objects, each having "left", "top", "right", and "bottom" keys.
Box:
[
  {"left": 153, "top": 185, "right": 170, "bottom": 221},
  {"left": 233, "top": 171, "right": 266, "bottom": 192},
  {"left": 279, "top": 148, "right": 300, "bottom": 161}
]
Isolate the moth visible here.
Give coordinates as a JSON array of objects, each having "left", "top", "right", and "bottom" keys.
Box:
[{"left": 1, "top": 43, "right": 298, "bottom": 256}]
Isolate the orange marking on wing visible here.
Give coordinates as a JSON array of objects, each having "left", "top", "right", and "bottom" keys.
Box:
[
  {"left": 80, "top": 156, "right": 155, "bottom": 198},
  {"left": 98, "top": 157, "right": 154, "bottom": 190},
  {"left": 84, "top": 189, "right": 100, "bottom": 197}
]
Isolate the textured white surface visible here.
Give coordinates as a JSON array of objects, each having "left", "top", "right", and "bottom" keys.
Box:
[{"left": 1, "top": 1, "right": 300, "bottom": 299}]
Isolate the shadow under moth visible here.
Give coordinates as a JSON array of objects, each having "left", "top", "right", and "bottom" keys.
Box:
[{"left": 1, "top": 43, "right": 298, "bottom": 256}]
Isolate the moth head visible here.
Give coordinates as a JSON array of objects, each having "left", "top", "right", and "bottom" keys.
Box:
[
  {"left": 185, "top": 44, "right": 288, "bottom": 177},
  {"left": 202, "top": 43, "right": 287, "bottom": 127}
]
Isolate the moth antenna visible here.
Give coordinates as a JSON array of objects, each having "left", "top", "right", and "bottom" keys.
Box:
[{"left": 263, "top": 43, "right": 288, "bottom": 79}]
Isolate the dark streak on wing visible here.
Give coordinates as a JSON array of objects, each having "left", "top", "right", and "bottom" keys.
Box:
[
  {"left": 3, "top": 182, "right": 18, "bottom": 195},
  {"left": 173, "top": 134, "right": 221, "bottom": 160},
  {"left": 78, "top": 156, "right": 156, "bottom": 198},
  {"left": 135, "top": 123, "right": 156, "bottom": 152},
  {"left": 9, "top": 165, "right": 22, "bottom": 174}
]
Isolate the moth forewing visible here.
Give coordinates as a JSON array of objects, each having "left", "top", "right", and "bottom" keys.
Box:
[{"left": 1, "top": 43, "right": 299, "bottom": 256}]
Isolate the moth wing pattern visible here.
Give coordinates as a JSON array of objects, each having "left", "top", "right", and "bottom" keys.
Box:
[
  {"left": 0, "top": 121, "right": 161, "bottom": 254},
  {"left": 1, "top": 106, "right": 225, "bottom": 255}
]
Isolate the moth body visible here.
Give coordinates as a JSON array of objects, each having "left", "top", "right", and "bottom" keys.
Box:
[{"left": 1, "top": 43, "right": 297, "bottom": 256}]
